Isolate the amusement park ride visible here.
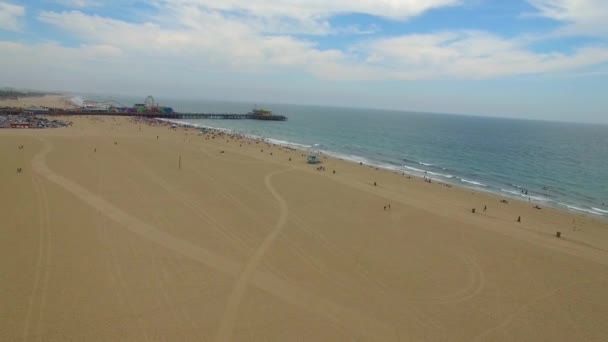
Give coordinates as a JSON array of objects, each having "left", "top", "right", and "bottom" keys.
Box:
[
  {"left": 133, "top": 96, "right": 174, "bottom": 114},
  {"left": 82, "top": 96, "right": 172, "bottom": 114},
  {"left": 82, "top": 99, "right": 127, "bottom": 112}
]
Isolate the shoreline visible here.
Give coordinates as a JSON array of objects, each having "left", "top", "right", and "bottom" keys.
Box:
[
  {"left": 3, "top": 114, "right": 608, "bottom": 340},
  {"left": 5, "top": 95, "right": 604, "bottom": 218},
  {"left": 103, "top": 115, "right": 608, "bottom": 264},
  {"left": 163, "top": 117, "right": 608, "bottom": 221},
  {"left": 1, "top": 89, "right": 604, "bottom": 219}
]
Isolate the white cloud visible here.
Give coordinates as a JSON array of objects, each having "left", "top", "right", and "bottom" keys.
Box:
[
  {"left": 0, "top": 1, "right": 24, "bottom": 31},
  {"left": 55, "top": 0, "right": 101, "bottom": 8},
  {"left": 161, "top": 0, "right": 461, "bottom": 21},
  {"left": 34, "top": 9, "right": 331, "bottom": 85},
  {"left": 37, "top": 9, "right": 344, "bottom": 72},
  {"left": 157, "top": 0, "right": 460, "bottom": 35},
  {"left": 527, "top": 0, "right": 608, "bottom": 36},
  {"left": 31, "top": 9, "right": 608, "bottom": 82},
  {"left": 355, "top": 31, "right": 608, "bottom": 79}
]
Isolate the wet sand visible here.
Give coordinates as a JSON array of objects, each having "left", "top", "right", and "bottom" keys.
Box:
[{"left": 1, "top": 115, "right": 607, "bottom": 341}]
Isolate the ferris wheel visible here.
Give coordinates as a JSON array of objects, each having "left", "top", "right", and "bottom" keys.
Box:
[{"left": 144, "top": 95, "right": 156, "bottom": 109}]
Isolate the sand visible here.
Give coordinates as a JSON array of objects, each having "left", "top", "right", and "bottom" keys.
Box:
[
  {"left": 1, "top": 115, "right": 607, "bottom": 341},
  {"left": 0, "top": 95, "right": 77, "bottom": 110}
]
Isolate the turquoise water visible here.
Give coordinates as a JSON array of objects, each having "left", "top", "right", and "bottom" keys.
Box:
[{"left": 81, "top": 96, "right": 608, "bottom": 217}]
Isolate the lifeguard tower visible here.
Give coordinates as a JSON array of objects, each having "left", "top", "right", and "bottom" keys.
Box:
[{"left": 307, "top": 154, "right": 320, "bottom": 164}]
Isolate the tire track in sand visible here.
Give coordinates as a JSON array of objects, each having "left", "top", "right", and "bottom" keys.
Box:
[
  {"left": 33, "top": 175, "right": 52, "bottom": 342},
  {"left": 22, "top": 175, "right": 46, "bottom": 341},
  {"left": 117, "top": 146, "right": 256, "bottom": 257},
  {"left": 471, "top": 280, "right": 594, "bottom": 341},
  {"left": 22, "top": 174, "right": 52, "bottom": 342},
  {"left": 202, "top": 146, "right": 485, "bottom": 307},
  {"left": 189, "top": 142, "right": 475, "bottom": 336},
  {"left": 31, "top": 138, "right": 397, "bottom": 341},
  {"left": 215, "top": 168, "right": 291, "bottom": 342},
  {"left": 125, "top": 141, "right": 294, "bottom": 285},
  {"left": 91, "top": 143, "right": 150, "bottom": 341},
  {"left": 400, "top": 253, "right": 486, "bottom": 306}
]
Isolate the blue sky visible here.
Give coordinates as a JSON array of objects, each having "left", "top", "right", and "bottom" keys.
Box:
[{"left": 1, "top": 0, "right": 608, "bottom": 123}]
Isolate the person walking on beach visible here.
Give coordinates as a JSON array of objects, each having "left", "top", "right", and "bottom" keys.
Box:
[{"left": 484, "top": 205, "right": 487, "bottom": 212}]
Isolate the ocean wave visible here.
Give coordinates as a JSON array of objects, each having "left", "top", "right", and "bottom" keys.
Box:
[
  {"left": 379, "top": 164, "right": 403, "bottom": 172},
  {"left": 527, "top": 195, "right": 550, "bottom": 202},
  {"left": 567, "top": 205, "right": 605, "bottom": 216},
  {"left": 325, "top": 151, "right": 409, "bottom": 173},
  {"left": 403, "top": 158, "right": 433, "bottom": 167},
  {"left": 399, "top": 165, "right": 454, "bottom": 179},
  {"left": 318, "top": 150, "right": 366, "bottom": 163},
  {"left": 426, "top": 171, "right": 454, "bottom": 178},
  {"left": 500, "top": 188, "right": 551, "bottom": 202},
  {"left": 508, "top": 183, "right": 526, "bottom": 190},
  {"left": 460, "top": 178, "right": 487, "bottom": 187},
  {"left": 336, "top": 154, "right": 371, "bottom": 164},
  {"left": 402, "top": 165, "right": 426, "bottom": 173},
  {"left": 266, "top": 138, "right": 312, "bottom": 149},
  {"left": 167, "top": 119, "right": 234, "bottom": 133},
  {"left": 501, "top": 189, "right": 521, "bottom": 196},
  {"left": 592, "top": 207, "right": 608, "bottom": 214}
]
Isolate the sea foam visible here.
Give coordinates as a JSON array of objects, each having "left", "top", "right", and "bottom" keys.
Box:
[
  {"left": 460, "top": 178, "right": 487, "bottom": 187},
  {"left": 567, "top": 205, "right": 605, "bottom": 216},
  {"left": 592, "top": 207, "right": 608, "bottom": 214}
]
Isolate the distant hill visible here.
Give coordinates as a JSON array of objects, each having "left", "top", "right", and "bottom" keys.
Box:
[{"left": 0, "top": 88, "right": 59, "bottom": 100}]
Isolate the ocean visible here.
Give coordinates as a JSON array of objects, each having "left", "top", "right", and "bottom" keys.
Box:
[{"left": 76, "top": 96, "right": 608, "bottom": 217}]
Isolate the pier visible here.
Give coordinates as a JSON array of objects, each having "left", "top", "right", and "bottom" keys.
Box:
[
  {"left": 2, "top": 96, "right": 287, "bottom": 121},
  {"left": 1, "top": 109, "right": 288, "bottom": 121},
  {"left": 59, "top": 111, "right": 287, "bottom": 121},
  {"left": 159, "top": 112, "right": 288, "bottom": 121}
]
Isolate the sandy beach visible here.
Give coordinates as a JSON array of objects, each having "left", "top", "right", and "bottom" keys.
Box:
[
  {"left": 2, "top": 115, "right": 608, "bottom": 341},
  {"left": 0, "top": 95, "right": 77, "bottom": 110}
]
